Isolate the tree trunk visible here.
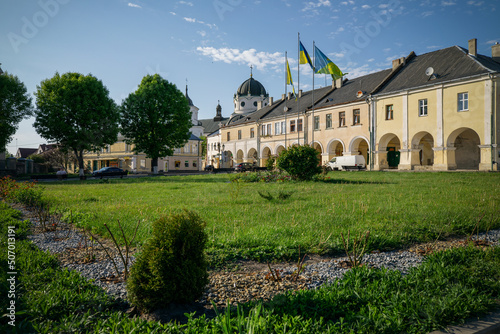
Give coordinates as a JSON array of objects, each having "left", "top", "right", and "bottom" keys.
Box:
[
  {"left": 75, "top": 149, "right": 86, "bottom": 180},
  {"left": 151, "top": 157, "right": 158, "bottom": 174}
]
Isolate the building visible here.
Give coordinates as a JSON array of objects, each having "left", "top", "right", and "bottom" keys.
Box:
[
  {"left": 215, "top": 38, "right": 499, "bottom": 171},
  {"left": 83, "top": 85, "right": 204, "bottom": 173}
]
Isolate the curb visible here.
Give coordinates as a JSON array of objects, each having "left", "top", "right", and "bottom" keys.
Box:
[{"left": 430, "top": 310, "right": 500, "bottom": 334}]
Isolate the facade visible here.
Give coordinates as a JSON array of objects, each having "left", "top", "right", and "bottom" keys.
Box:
[
  {"left": 83, "top": 86, "right": 204, "bottom": 173},
  {"left": 216, "top": 39, "right": 499, "bottom": 172}
]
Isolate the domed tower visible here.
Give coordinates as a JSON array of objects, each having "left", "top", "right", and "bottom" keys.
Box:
[
  {"left": 185, "top": 84, "right": 203, "bottom": 138},
  {"left": 233, "top": 68, "right": 269, "bottom": 115}
]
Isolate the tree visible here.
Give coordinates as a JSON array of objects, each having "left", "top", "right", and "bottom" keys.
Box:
[
  {"left": 120, "top": 74, "right": 192, "bottom": 173},
  {"left": 0, "top": 72, "right": 33, "bottom": 152},
  {"left": 34, "top": 72, "right": 119, "bottom": 178},
  {"left": 276, "top": 145, "right": 322, "bottom": 180}
]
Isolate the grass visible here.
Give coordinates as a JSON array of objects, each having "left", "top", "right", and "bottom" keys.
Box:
[
  {"left": 40, "top": 171, "right": 500, "bottom": 264},
  {"left": 1, "top": 200, "right": 499, "bottom": 333}
]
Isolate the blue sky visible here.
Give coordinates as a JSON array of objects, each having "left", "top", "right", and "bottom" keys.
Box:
[{"left": 1, "top": 0, "right": 499, "bottom": 154}]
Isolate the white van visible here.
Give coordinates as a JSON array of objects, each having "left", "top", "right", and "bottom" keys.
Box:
[{"left": 327, "top": 155, "right": 366, "bottom": 171}]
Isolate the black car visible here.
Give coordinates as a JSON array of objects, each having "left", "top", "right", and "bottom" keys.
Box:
[
  {"left": 234, "top": 162, "right": 255, "bottom": 172},
  {"left": 92, "top": 167, "right": 128, "bottom": 178}
]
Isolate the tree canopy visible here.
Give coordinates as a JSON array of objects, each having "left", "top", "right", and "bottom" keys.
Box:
[
  {"left": 120, "top": 74, "right": 192, "bottom": 172},
  {"left": 34, "top": 72, "right": 119, "bottom": 176},
  {"left": 276, "top": 145, "right": 322, "bottom": 180},
  {"left": 0, "top": 72, "right": 33, "bottom": 152}
]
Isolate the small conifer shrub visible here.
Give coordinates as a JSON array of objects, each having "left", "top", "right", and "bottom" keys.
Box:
[{"left": 127, "top": 210, "right": 209, "bottom": 312}]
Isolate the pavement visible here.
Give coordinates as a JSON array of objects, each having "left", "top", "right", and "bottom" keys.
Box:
[{"left": 430, "top": 310, "right": 500, "bottom": 334}]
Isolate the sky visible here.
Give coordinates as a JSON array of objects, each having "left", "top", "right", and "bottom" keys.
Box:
[{"left": 1, "top": 0, "right": 499, "bottom": 155}]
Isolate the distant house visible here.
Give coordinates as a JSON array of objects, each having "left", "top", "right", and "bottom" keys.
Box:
[
  {"left": 37, "top": 144, "right": 57, "bottom": 155},
  {"left": 16, "top": 148, "right": 37, "bottom": 159}
]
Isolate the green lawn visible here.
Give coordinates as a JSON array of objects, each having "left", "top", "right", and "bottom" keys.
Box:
[{"left": 41, "top": 171, "right": 500, "bottom": 263}]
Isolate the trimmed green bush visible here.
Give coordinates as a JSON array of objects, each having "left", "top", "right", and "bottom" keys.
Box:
[
  {"left": 276, "top": 145, "right": 322, "bottom": 181},
  {"left": 127, "top": 210, "right": 209, "bottom": 312}
]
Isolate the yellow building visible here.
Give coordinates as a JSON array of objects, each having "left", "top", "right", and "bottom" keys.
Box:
[{"left": 371, "top": 39, "right": 500, "bottom": 171}]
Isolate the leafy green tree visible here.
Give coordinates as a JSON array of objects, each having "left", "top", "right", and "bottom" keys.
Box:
[
  {"left": 120, "top": 74, "right": 192, "bottom": 173},
  {"left": 276, "top": 145, "right": 322, "bottom": 180},
  {"left": 34, "top": 73, "right": 119, "bottom": 178},
  {"left": 0, "top": 72, "right": 33, "bottom": 152}
]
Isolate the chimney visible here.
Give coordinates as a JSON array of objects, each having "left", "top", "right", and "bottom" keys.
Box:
[
  {"left": 257, "top": 101, "right": 263, "bottom": 109},
  {"left": 269, "top": 97, "right": 273, "bottom": 106},
  {"left": 392, "top": 58, "right": 401, "bottom": 71},
  {"left": 282, "top": 93, "right": 286, "bottom": 100},
  {"left": 335, "top": 77, "right": 343, "bottom": 88},
  {"left": 288, "top": 92, "right": 292, "bottom": 100},
  {"left": 492, "top": 42, "right": 500, "bottom": 63},
  {"left": 298, "top": 90, "right": 303, "bottom": 98},
  {"left": 332, "top": 80, "right": 335, "bottom": 88},
  {"left": 468, "top": 38, "right": 477, "bottom": 57}
]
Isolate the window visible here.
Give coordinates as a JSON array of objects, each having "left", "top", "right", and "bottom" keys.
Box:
[
  {"left": 326, "top": 113, "right": 332, "bottom": 128},
  {"left": 241, "top": 101, "right": 245, "bottom": 107},
  {"left": 253, "top": 101, "right": 258, "bottom": 107},
  {"left": 185, "top": 161, "right": 189, "bottom": 168},
  {"left": 281, "top": 121, "right": 286, "bottom": 134},
  {"left": 290, "top": 120, "right": 296, "bottom": 132},
  {"left": 140, "top": 159, "right": 146, "bottom": 168},
  {"left": 227, "top": 132, "right": 230, "bottom": 141},
  {"left": 458, "top": 92, "right": 468, "bottom": 111},
  {"left": 250, "top": 128, "right": 255, "bottom": 138},
  {"left": 385, "top": 105, "right": 393, "bottom": 120},
  {"left": 175, "top": 161, "right": 180, "bottom": 168},
  {"left": 193, "top": 161, "right": 197, "bottom": 167},
  {"left": 314, "top": 116, "right": 320, "bottom": 130},
  {"left": 238, "top": 130, "right": 242, "bottom": 140},
  {"left": 275, "top": 122, "right": 280, "bottom": 135},
  {"left": 267, "top": 124, "right": 272, "bottom": 135},
  {"left": 339, "top": 112, "right": 346, "bottom": 127},
  {"left": 298, "top": 119, "right": 303, "bottom": 132},
  {"left": 419, "top": 99, "right": 428, "bottom": 116},
  {"left": 353, "top": 109, "right": 360, "bottom": 125}
]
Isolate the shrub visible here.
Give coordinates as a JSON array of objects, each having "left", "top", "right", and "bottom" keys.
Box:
[
  {"left": 276, "top": 145, "right": 322, "bottom": 181},
  {"left": 127, "top": 210, "right": 209, "bottom": 312}
]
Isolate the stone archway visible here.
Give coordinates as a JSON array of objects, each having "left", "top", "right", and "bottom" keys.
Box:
[
  {"left": 276, "top": 145, "right": 286, "bottom": 157},
  {"left": 447, "top": 128, "right": 481, "bottom": 170},
  {"left": 236, "top": 149, "right": 244, "bottom": 164},
  {"left": 350, "top": 136, "right": 369, "bottom": 165},
  {"left": 261, "top": 146, "right": 272, "bottom": 167},
  {"left": 247, "top": 148, "right": 258, "bottom": 165},
  {"left": 377, "top": 134, "right": 401, "bottom": 169},
  {"left": 411, "top": 132, "right": 434, "bottom": 168},
  {"left": 327, "top": 139, "right": 345, "bottom": 161},
  {"left": 312, "top": 141, "right": 324, "bottom": 165}
]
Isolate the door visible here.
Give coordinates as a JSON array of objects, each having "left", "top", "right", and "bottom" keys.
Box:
[{"left": 387, "top": 147, "right": 400, "bottom": 167}]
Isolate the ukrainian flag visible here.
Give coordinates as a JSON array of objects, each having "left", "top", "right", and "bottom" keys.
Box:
[
  {"left": 286, "top": 59, "right": 296, "bottom": 99},
  {"left": 299, "top": 42, "right": 313, "bottom": 69},
  {"left": 314, "top": 45, "right": 345, "bottom": 79}
]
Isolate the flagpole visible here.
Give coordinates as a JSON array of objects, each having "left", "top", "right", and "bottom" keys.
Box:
[
  {"left": 312, "top": 41, "right": 315, "bottom": 146},
  {"left": 285, "top": 51, "right": 288, "bottom": 148},
  {"left": 297, "top": 32, "right": 300, "bottom": 146}
]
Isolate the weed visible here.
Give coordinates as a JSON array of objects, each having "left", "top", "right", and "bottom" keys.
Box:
[{"left": 341, "top": 230, "right": 371, "bottom": 268}]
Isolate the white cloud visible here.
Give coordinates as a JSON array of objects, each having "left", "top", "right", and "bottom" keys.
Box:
[
  {"left": 486, "top": 39, "right": 499, "bottom": 44},
  {"left": 170, "top": 12, "right": 177, "bottom": 15},
  {"left": 467, "top": 0, "right": 484, "bottom": 5},
  {"left": 421, "top": 10, "right": 434, "bottom": 17},
  {"left": 383, "top": 48, "right": 391, "bottom": 52},
  {"left": 367, "top": 58, "right": 375, "bottom": 62},
  {"left": 197, "top": 46, "right": 284, "bottom": 71},
  {"left": 441, "top": 1, "right": 456, "bottom": 5},
  {"left": 128, "top": 3, "right": 142, "bottom": 9},
  {"left": 302, "top": 0, "right": 331, "bottom": 15},
  {"left": 184, "top": 17, "right": 196, "bottom": 23},
  {"left": 197, "top": 30, "right": 207, "bottom": 37},
  {"left": 361, "top": 4, "right": 371, "bottom": 9},
  {"left": 178, "top": 1, "right": 194, "bottom": 6},
  {"left": 183, "top": 17, "right": 217, "bottom": 29}
]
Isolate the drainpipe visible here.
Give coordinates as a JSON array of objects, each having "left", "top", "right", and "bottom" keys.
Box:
[
  {"left": 366, "top": 95, "right": 374, "bottom": 170},
  {"left": 490, "top": 73, "right": 497, "bottom": 171}
]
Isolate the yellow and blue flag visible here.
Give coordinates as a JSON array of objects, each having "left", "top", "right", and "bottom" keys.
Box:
[
  {"left": 286, "top": 59, "right": 296, "bottom": 99},
  {"left": 299, "top": 41, "right": 313, "bottom": 69},
  {"left": 314, "top": 45, "right": 345, "bottom": 79}
]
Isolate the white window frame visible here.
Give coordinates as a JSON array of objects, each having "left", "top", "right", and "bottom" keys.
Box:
[
  {"left": 326, "top": 113, "right": 332, "bottom": 129},
  {"left": 281, "top": 121, "right": 286, "bottom": 134},
  {"left": 267, "top": 123, "right": 272, "bottom": 136},
  {"left": 353, "top": 109, "right": 360, "bottom": 125},
  {"left": 314, "top": 116, "right": 320, "bottom": 130},
  {"left": 458, "top": 92, "right": 468, "bottom": 112},
  {"left": 275, "top": 122, "right": 280, "bottom": 135},
  {"left": 419, "top": 99, "right": 428, "bottom": 116}
]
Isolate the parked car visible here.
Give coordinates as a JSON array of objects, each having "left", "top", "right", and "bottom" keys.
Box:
[
  {"left": 204, "top": 165, "right": 214, "bottom": 172},
  {"left": 326, "top": 155, "right": 366, "bottom": 171},
  {"left": 234, "top": 162, "right": 255, "bottom": 172},
  {"left": 92, "top": 167, "right": 128, "bottom": 178}
]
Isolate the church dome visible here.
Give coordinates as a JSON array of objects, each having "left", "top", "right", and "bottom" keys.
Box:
[{"left": 236, "top": 77, "right": 268, "bottom": 97}]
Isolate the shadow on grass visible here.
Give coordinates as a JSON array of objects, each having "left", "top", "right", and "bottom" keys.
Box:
[{"left": 319, "top": 178, "right": 392, "bottom": 185}]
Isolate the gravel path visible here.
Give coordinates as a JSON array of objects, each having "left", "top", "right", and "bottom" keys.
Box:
[{"left": 23, "top": 207, "right": 500, "bottom": 308}]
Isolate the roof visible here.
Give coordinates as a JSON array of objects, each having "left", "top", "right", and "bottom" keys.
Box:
[
  {"left": 16, "top": 148, "right": 38, "bottom": 158},
  {"left": 235, "top": 77, "right": 268, "bottom": 97},
  {"left": 199, "top": 117, "right": 229, "bottom": 134},
  {"left": 185, "top": 86, "right": 194, "bottom": 106},
  {"left": 189, "top": 133, "right": 202, "bottom": 141},
  {"left": 376, "top": 46, "right": 500, "bottom": 95},
  {"left": 223, "top": 67, "right": 395, "bottom": 127}
]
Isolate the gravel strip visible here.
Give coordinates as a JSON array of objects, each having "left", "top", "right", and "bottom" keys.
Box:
[{"left": 22, "top": 206, "right": 500, "bottom": 307}]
